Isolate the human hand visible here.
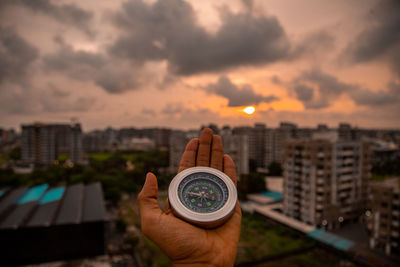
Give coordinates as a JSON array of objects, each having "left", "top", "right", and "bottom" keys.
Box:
[{"left": 138, "top": 128, "right": 242, "bottom": 266}]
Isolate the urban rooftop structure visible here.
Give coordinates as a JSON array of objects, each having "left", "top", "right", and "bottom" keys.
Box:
[{"left": 0, "top": 183, "right": 107, "bottom": 265}]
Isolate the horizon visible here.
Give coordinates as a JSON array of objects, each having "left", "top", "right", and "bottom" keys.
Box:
[
  {"left": 4, "top": 120, "right": 400, "bottom": 133},
  {"left": 1, "top": 0, "right": 399, "bottom": 130}
]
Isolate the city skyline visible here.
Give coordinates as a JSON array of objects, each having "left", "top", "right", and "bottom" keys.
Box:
[{"left": 1, "top": 0, "right": 399, "bottom": 131}]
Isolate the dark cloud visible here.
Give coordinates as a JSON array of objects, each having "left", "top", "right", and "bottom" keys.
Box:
[
  {"left": 207, "top": 76, "right": 278, "bottom": 107},
  {"left": 49, "top": 84, "right": 70, "bottom": 97},
  {"left": 293, "top": 68, "right": 400, "bottom": 109},
  {"left": 294, "top": 84, "right": 313, "bottom": 102},
  {"left": 350, "top": 81, "right": 400, "bottom": 107},
  {"left": 292, "top": 30, "right": 335, "bottom": 58},
  {"left": 2, "top": 0, "right": 94, "bottom": 36},
  {"left": 344, "top": 0, "right": 400, "bottom": 76},
  {"left": 0, "top": 27, "right": 39, "bottom": 84},
  {"left": 270, "top": 75, "right": 281, "bottom": 85},
  {"left": 40, "top": 95, "right": 96, "bottom": 113},
  {"left": 109, "top": 0, "right": 290, "bottom": 75},
  {"left": 292, "top": 68, "right": 356, "bottom": 109},
  {"left": 43, "top": 43, "right": 140, "bottom": 93},
  {"left": 0, "top": 81, "right": 95, "bottom": 115},
  {"left": 161, "top": 102, "right": 185, "bottom": 115}
]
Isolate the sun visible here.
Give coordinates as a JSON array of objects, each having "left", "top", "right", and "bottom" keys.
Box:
[{"left": 243, "top": 106, "right": 255, "bottom": 115}]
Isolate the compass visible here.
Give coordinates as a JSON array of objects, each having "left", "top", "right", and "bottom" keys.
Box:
[{"left": 168, "top": 166, "right": 237, "bottom": 228}]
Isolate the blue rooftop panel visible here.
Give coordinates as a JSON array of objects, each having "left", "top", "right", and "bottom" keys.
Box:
[
  {"left": 39, "top": 187, "right": 65, "bottom": 205},
  {"left": 333, "top": 239, "right": 354, "bottom": 251},
  {"left": 17, "top": 184, "right": 49, "bottom": 205},
  {"left": 307, "top": 229, "right": 325, "bottom": 241},
  {"left": 323, "top": 232, "right": 341, "bottom": 245},
  {"left": 261, "top": 190, "right": 282, "bottom": 201},
  {"left": 307, "top": 229, "right": 354, "bottom": 251}
]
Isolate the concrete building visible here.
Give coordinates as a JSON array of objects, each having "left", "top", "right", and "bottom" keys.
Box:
[
  {"left": 119, "top": 137, "right": 155, "bottom": 151},
  {"left": 151, "top": 128, "right": 171, "bottom": 150},
  {"left": 265, "top": 122, "right": 298, "bottom": 168},
  {"left": 368, "top": 177, "right": 400, "bottom": 255},
  {"left": 221, "top": 126, "right": 249, "bottom": 176},
  {"left": 283, "top": 132, "right": 371, "bottom": 229},
  {"left": 249, "top": 123, "right": 267, "bottom": 169},
  {"left": 21, "top": 123, "right": 83, "bottom": 165}
]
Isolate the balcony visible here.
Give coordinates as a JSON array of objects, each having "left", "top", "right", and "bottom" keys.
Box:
[
  {"left": 338, "top": 166, "right": 354, "bottom": 173},
  {"left": 338, "top": 150, "right": 355, "bottom": 156},
  {"left": 338, "top": 183, "right": 352, "bottom": 191},
  {"left": 341, "top": 206, "right": 352, "bottom": 213},
  {"left": 343, "top": 158, "right": 354, "bottom": 164},
  {"left": 340, "top": 174, "right": 353, "bottom": 182}
]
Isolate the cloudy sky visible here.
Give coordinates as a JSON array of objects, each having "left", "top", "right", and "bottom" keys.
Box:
[{"left": 0, "top": 0, "right": 399, "bottom": 131}]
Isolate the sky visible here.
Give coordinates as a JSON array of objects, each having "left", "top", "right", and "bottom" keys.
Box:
[{"left": 0, "top": 0, "right": 399, "bottom": 131}]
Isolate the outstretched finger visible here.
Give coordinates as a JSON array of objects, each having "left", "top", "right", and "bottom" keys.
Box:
[
  {"left": 137, "top": 173, "right": 162, "bottom": 225},
  {"left": 210, "top": 135, "right": 223, "bottom": 171},
  {"left": 178, "top": 138, "right": 199, "bottom": 173},
  {"left": 196, "top": 128, "right": 213, "bottom": 166},
  {"left": 223, "top": 154, "right": 237, "bottom": 186}
]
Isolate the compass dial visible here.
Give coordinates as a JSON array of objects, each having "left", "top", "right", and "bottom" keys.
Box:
[
  {"left": 168, "top": 166, "right": 237, "bottom": 228},
  {"left": 178, "top": 173, "right": 228, "bottom": 213}
]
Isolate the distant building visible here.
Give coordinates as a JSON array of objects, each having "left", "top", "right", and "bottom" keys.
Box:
[
  {"left": 0, "top": 128, "right": 17, "bottom": 146},
  {"left": 21, "top": 123, "right": 83, "bottom": 165},
  {"left": 283, "top": 132, "right": 371, "bottom": 229},
  {"left": 368, "top": 177, "right": 400, "bottom": 255},
  {"left": 249, "top": 123, "right": 267, "bottom": 169},
  {"left": 120, "top": 137, "right": 155, "bottom": 151},
  {"left": 151, "top": 128, "right": 171, "bottom": 150},
  {"left": 265, "top": 122, "right": 298, "bottom": 167},
  {"left": 221, "top": 126, "right": 249, "bottom": 176}
]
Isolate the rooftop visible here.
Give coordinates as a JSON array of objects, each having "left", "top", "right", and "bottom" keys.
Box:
[{"left": 0, "top": 182, "right": 107, "bottom": 229}]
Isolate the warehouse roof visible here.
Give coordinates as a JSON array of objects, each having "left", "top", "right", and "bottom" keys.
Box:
[{"left": 0, "top": 182, "right": 107, "bottom": 229}]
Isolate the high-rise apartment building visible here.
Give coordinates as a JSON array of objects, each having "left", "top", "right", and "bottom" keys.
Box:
[
  {"left": 265, "top": 122, "right": 298, "bottom": 167},
  {"left": 248, "top": 123, "right": 267, "bottom": 169},
  {"left": 221, "top": 126, "right": 249, "bottom": 176},
  {"left": 368, "top": 178, "right": 400, "bottom": 255},
  {"left": 283, "top": 132, "right": 371, "bottom": 229},
  {"left": 21, "top": 123, "right": 83, "bottom": 165}
]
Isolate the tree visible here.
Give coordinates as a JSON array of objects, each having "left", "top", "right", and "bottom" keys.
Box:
[
  {"left": 268, "top": 162, "right": 282, "bottom": 176},
  {"left": 238, "top": 172, "right": 266, "bottom": 200},
  {"left": 9, "top": 147, "right": 21, "bottom": 160}
]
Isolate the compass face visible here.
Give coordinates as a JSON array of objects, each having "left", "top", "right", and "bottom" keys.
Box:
[
  {"left": 177, "top": 172, "right": 229, "bottom": 213},
  {"left": 168, "top": 166, "right": 237, "bottom": 228}
]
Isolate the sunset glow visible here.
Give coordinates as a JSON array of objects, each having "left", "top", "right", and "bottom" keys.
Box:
[
  {"left": 0, "top": 0, "right": 398, "bottom": 130},
  {"left": 243, "top": 106, "right": 255, "bottom": 115}
]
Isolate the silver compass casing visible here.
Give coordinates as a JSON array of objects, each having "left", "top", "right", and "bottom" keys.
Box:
[{"left": 168, "top": 166, "right": 237, "bottom": 228}]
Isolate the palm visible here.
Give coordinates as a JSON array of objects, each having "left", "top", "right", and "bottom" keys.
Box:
[{"left": 138, "top": 128, "right": 242, "bottom": 266}]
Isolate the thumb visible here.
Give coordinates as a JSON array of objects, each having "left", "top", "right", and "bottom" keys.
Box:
[{"left": 138, "top": 172, "right": 162, "bottom": 218}]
